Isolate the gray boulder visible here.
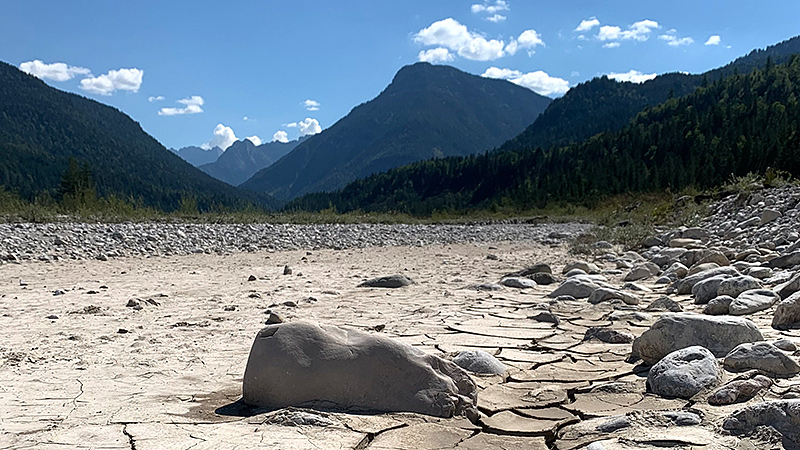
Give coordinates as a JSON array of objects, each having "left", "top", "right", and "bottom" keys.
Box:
[
  {"left": 775, "top": 272, "right": 800, "bottom": 299},
  {"left": 548, "top": 278, "right": 601, "bottom": 299},
  {"left": 242, "top": 322, "right": 477, "bottom": 417},
  {"left": 673, "top": 267, "right": 740, "bottom": 294},
  {"left": 583, "top": 327, "right": 634, "bottom": 344},
  {"left": 723, "top": 400, "right": 800, "bottom": 449},
  {"left": 645, "top": 296, "right": 683, "bottom": 312},
  {"left": 691, "top": 275, "right": 732, "bottom": 304},
  {"left": 633, "top": 313, "right": 764, "bottom": 365},
  {"left": 623, "top": 263, "right": 658, "bottom": 282},
  {"left": 500, "top": 277, "right": 537, "bottom": 289},
  {"left": 358, "top": 275, "right": 414, "bottom": 288},
  {"left": 718, "top": 275, "right": 763, "bottom": 298},
  {"left": 723, "top": 342, "right": 800, "bottom": 377},
  {"left": 729, "top": 289, "right": 780, "bottom": 315},
  {"left": 587, "top": 288, "right": 640, "bottom": 306},
  {"left": 703, "top": 295, "right": 734, "bottom": 315},
  {"left": 562, "top": 261, "right": 600, "bottom": 274},
  {"left": 647, "top": 346, "right": 721, "bottom": 399},
  {"left": 452, "top": 350, "right": 507, "bottom": 375},
  {"left": 531, "top": 272, "right": 556, "bottom": 285},
  {"left": 708, "top": 375, "right": 772, "bottom": 406},
  {"left": 768, "top": 251, "right": 800, "bottom": 269},
  {"left": 772, "top": 291, "right": 800, "bottom": 330}
]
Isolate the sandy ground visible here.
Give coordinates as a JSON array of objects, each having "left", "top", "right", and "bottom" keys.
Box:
[{"left": 0, "top": 241, "right": 794, "bottom": 449}]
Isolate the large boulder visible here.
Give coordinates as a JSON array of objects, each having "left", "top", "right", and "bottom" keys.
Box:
[
  {"left": 242, "top": 322, "right": 477, "bottom": 417},
  {"left": 452, "top": 350, "right": 506, "bottom": 375},
  {"left": 673, "top": 267, "right": 740, "bottom": 294},
  {"left": 768, "top": 251, "right": 800, "bottom": 269},
  {"left": 729, "top": 289, "right": 780, "bottom": 315},
  {"left": 633, "top": 313, "right": 764, "bottom": 365},
  {"left": 548, "top": 278, "right": 602, "bottom": 299},
  {"left": 703, "top": 295, "right": 734, "bottom": 315},
  {"left": 717, "top": 275, "right": 763, "bottom": 298},
  {"left": 723, "top": 400, "right": 800, "bottom": 449},
  {"left": 775, "top": 272, "right": 800, "bottom": 299},
  {"left": 647, "top": 346, "right": 721, "bottom": 399},
  {"left": 723, "top": 342, "right": 800, "bottom": 377},
  {"left": 772, "top": 291, "right": 800, "bottom": 330},
  {"left": 691, "top": 275, "right": 732, "bottom": 304}
]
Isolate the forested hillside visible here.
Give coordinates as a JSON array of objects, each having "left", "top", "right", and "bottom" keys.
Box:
[
  {"left": 288, "top": 57, "right": 800, "bottom": 215},
  {"left": 0, "top": 61, "right": 271, "bottom": 211}
]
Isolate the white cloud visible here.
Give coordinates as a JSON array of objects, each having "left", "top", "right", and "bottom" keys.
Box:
[
  {"left": 245, "top": 135, "right": 262, "bottom": 146},
  {"left": 158, "top": 95, "right": 204, "bottom": 116},
  {"left": 516, "top": 29, "right": 545, "bottom": 55},
  {"left": 272, "top": 130, "right": 289, "bottom": 143},
  {"left": 148, "top": 95, "right": 165, "bottom": 102},
  {"left": 202, "top": 124, "right": 238, "bottom": 150},
  {"left": 482, "top": 67, "right": 569, "bottom": 96},
  {"left": 285, "top": 122, "right": 298, "bottom": 128},
  {"left": 414, "top": 18, "right": 507, "bottom": 61},
  {"left": 19, "top": 60, "right": 90, "bottom": 82},
  {"left": 303, "top": 99, "right": 320, "bottom": 111},
  {"left": 705, "top": 35, "right": 721, "bottom": 46},
  {"left": 297, "top": 118, "right": 322, "bottom": 136},
  {"left": 485, "top": 14, "right": 506, "bottom": 22},
  {"left": 608, "top": 70, "right": 657, "bottom": 83},
  {"left": 471, "top": 1, "right": 509, "bottom": 15},
  {"left": 659, "top": 31, "right": 694, "bottom": 47},
  {"left": 597, "top": 20, "right": 659, "bottom": 43},
  {"left": 603, "top": 42, "right": 621, "bottom": 49},
  {"left": 574, "top": 17, "right": 600, "bottom": 33},
  {"left": 79, "top": 68, "right": 143, "bottom": 95},
  {"left": 418, "top": 47, "right": 455, "bottom": 63}
]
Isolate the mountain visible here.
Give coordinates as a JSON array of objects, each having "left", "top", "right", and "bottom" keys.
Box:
[
  {"left": 199, "top": 137, "right": 304, "bottom": 186},
  {"left": 171, "top": 145, "right": 223, "bottom": 167},
  {"left": 240, "top": 62, "right": 552, "bottom": 200},
  {"left": 286, "top": 56, "right": 800, "bottom": 215},
  {"left": 498, "top": 35, "right": 800, "bottom": 154},
  {"left": 0, "top": 61, "right": 273, "bottom": 211}
]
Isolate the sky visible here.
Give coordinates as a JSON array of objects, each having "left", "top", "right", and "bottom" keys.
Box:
[{"left": 2, "top": 1, "right": 799, "bottom": 151}]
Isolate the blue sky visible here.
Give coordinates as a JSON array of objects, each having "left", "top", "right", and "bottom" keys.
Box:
[{"left": 3, "top": 1, "right": 798, "bottom": 150}]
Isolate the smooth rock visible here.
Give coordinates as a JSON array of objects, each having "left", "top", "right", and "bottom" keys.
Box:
[
  {"left": 623, "top": 265, "right": 653, "bottom": 282},
  {"left": 723, "top": 400, "right": 800, "bottom": 448},
  {"left": 647, "top": 346, "right": 720, "bottom": 399},
  {"left": 583, "top": 327, "right": 634, "bottom": 344},
  {"left": 452, "top": 350, "right": 507, "bottom": 375},
  {"left": 563, "top": 261, "right": 600, "bottom": 275},
  {"left": 674, "top": 267, "right": 740, "bottom": 294},
  {"left": 242, "top": 322, "right": 477, "bottom": 417},
  {"left": 691, "top": 275, "right": 732, "bottom": 304},
  {"left": 775, "top": 272, "right": 800, "bottom": 299},
  {"left": 500, "top": 277, "right": 537, "bottom": 289},
  {"left": 729, "top": 289, "right": 780, "bottom": 315},
  {"left": 687, "top": 262, "right": 720, "bottom": 276},
  {"left": 772, "top": 291, "right": 800, "bottom": 330},
  {"left": 587, "top": 288, "right": 639, "bottom": 306},
  {"left": 703, "top": 295, "right": 734, "bottom": 315},
  {"left": 768, "top": 251, "right": 800, "bottom": 269},
  {"left": 645, "top": 296, "right": 683, "bottom": 312},
  {"left": 548, "top": 279, "right": 601, "bottom": 299},
  {"left": 358, "top": 275, "right": 415, "bottom": 288},
  {"left": 663, "top": 262, "right": 689, "bottom": 279},
  {"left": 774, "top": 339, "right": 798, "bottom": 352},
  {"left": 531, "top": 272, "right": 556, "bottom": 285},
  {"left": 723, "top": 341, "right": 800, "bottom": 377},
  {"left": 760, "top": 209, "right": 782, "bottom": 225},
  {"left": 708, "top": 375, "right": 772, "bottom": 406},
  {"left": 718, "top": 275, "right": 763, "bottom": 298},
  {"left": 633, "top": 313, "right": 764, "bottom": 365}
]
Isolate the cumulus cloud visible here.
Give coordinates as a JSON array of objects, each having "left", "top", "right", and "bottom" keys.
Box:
[
  {"left": 419, "top": 47, "right": 455, "bottom": 63},
  {"left": 148, "top": 95, "right": 165, "bottom": 102},
  {"left": 471, "top": 1, "right": 509, "bottom": 15},
  {"left": 303, "top": 99, "right": 320, "bottom": 111},
  {"left": 297, "top": 118, "right": 321, "bottom": 136},
  {"left": 608, "top": 70, "right": 657, "bottom": 83},
  {"left": 79, "top": 68, "right": 143, "bottom": 95},
  {"left": 482, "top": 67, "right": 569, "bottom": 96},
  {"left": 485, "top": 14, "right": 506, "bottom": 22},
  {"left": 414, "top": 18, "right": 507, "bottom": 61},
  {"left": 272, "top": 130, "right": 289, "bottom": 143},
  {"left": 603, "top": 42, "right": 621, "bottom": 49},
  {"left": 705, "top": 35, "right": 721, "bottom": 46},
  {"left": 245, "top": 135, "right": 262, "bottom": 146},
  {"left": 19, "top": 60, "right": 90, "bottom": 81},
  {"left": 158, "top": 95, "right": 204, "bottom": 116},
  {"left": 659, "top": 31, "right": 694, "bottom": 47},
  {"left": 202, "top": 124, "right": 238, "bottom": 150},
  {"left": 575, "top": 18, "right": 600, "bottom": 33},
  {"left": 597, "top": 19, "right": 660, "bottom": 47}
]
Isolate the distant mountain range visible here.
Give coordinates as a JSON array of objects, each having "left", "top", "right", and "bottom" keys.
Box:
[
  {"left": 199, "top": 137, "right": 305, "bottom": 186},
  {"left": 0, "top": 61, "right": 273, "bottom": 211},
  {"left": 240, "top": 62, "right": 552, "bottom": 200},
  {"left": 171, "top": 145, "right": 223, "bottom": 167},
  {"left": 286, "top": 36, "right": 800, "bottom": 214}
]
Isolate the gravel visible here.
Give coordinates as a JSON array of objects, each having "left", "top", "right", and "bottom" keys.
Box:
[{"left": 0, "top": 222, "right": 590, "bottom": 263}]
